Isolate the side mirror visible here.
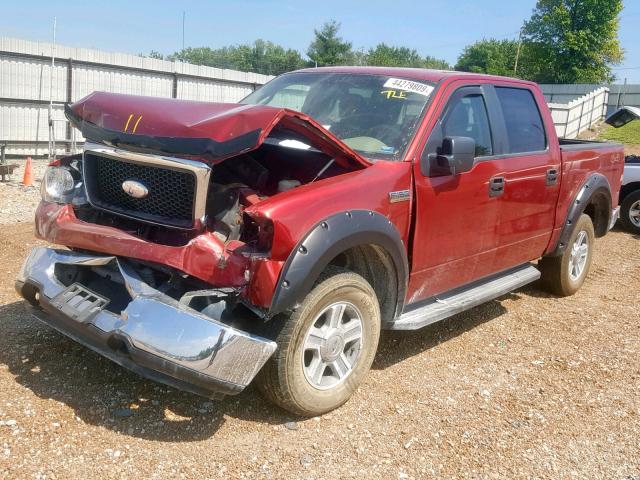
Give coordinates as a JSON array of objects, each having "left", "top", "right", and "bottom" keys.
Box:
[{"left": 429, "top": 136, "right": 476, "bottom": 176}]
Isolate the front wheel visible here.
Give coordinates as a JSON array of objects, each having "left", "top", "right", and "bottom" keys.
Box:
[
  {"left": 256, "top": 267, "right": 381, "bottom": 416},
  {"left": 539, "top": 213, "right": 595, "bottom": 296}
]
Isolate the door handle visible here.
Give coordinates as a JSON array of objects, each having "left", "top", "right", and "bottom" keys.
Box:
[
  {"left": 546, "top": 168, "right": 558, "bottom": 186},
  {"left": 489, "top": 176, "right": 505, "bottom": 197}
]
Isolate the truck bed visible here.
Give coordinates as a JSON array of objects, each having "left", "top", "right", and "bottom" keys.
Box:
[
  {"left": 551, "top": 138, "right": 625, "bottom": 243},
  {"left": 558, "top": 138, "right": 623, "bottom": 151}
]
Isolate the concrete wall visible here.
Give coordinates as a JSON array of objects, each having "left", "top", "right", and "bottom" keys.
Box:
[{"left": 0, "top": 37, "right": 274, "bottom": 156}]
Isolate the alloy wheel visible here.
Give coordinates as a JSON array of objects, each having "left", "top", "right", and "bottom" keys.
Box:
[
  {"left": 301, "top": 302, "right": 364, "bottom": 390},
  {"left": 569, "top": 230, "right": 589, "bottom": 281}
]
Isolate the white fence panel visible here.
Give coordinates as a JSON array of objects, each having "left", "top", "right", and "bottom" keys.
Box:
[
  {"left": 72, "top": 66, "right": 173, "bottom": 99},
  {"left": 0, "top": 56, "right": 67, "bottom": 102},
  {"left": 178, "top": 78, "right": 253, "bottom": 102},
  {"left": 541, "top": 83, "right": 640, "bottom": 116},
  {"left": 0, "top": 103, "right": 66, "bottom": 156},
  {"left": 547, "top": 87, "right": 609, "bottom": 139}
]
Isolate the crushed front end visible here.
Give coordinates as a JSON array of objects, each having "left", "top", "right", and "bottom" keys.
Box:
[
  {"left": 15, "top": 92, "right": 368, "bottom": 397},
  {"left": 16, "top": 247, "right": 277, "bottom": 397}
]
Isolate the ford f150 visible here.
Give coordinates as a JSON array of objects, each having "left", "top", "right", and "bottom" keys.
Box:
[{"left": 16, "top": 67, "right": 625, "bottom": 415}]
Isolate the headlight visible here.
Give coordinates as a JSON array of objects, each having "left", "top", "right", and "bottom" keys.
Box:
[{"left": 41, "top": 166, "right": 77, "bottom": 204}]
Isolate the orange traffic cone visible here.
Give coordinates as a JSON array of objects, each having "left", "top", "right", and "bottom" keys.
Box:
[{"left": 22, "top": 156, "right": 34, "bottom": 186}]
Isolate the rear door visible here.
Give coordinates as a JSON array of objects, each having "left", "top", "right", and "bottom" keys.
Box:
[{"left": 490, "top": 86, "right": 561, "bottom": 271}]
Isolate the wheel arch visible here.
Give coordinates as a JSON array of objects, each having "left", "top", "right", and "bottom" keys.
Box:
[
  {"left": 548, "top": 173, "right": 612, "bottom": 256},
  {"left": 620, "top": 182, "right": 640, "bottom": 202},
  {"left": 268, "top": 210, "right": 408, "bottom": 321}
]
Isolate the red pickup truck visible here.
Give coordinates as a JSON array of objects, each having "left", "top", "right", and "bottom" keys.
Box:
[{"left": 16, "top": 67, "right": 624, "bottom": 415}]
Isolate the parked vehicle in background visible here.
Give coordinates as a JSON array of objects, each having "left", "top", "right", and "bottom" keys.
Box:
[
  {"left": 16, "top": 68, "right": 625, "bottom": 416},
  {"left": 620, "top": 156, "right": 640, "bottom": 234},
  {"left": 606, "top": 106, "right": 640, "bottom": 234}
]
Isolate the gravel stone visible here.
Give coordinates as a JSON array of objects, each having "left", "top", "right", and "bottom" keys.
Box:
[{"left": 0, "top": 158, "right": 48, "bottom": 225}]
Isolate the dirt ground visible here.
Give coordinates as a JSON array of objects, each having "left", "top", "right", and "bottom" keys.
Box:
[
  {"left": 626, "top": 144, "right": 640, "bottom": 156},
  {"left": 0, "top": 220, "right": 638, "bottom": 479}
]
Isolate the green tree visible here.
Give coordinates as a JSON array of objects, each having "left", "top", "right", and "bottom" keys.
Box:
[
  {"left": 366, "top": 43, "right": 450, "bottom": 69},
  {"left": 307, "top": 20, "right": 354, "bottom": 66},
  {"left": 246, "top": 39, "right": 307, "bottom": 75},
  {"left": 170, "top": 40, "right": 305, "bottom": 76},
  {"left": 455, "top": 39, "right": 519, "bottom": 76},
  {"left": 522, "top": 0, "right": 624, "bottom": 83}
]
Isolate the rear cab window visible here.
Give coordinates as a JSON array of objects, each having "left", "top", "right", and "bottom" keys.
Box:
[{"left": 495, "top": 87, "right": 547, "bottom": 154}]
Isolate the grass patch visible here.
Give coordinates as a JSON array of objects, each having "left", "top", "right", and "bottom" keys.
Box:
[{"left": 597, "top": 121, "right": 640, "bottom": 145}]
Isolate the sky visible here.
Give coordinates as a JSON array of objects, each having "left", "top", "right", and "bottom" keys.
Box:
[{"left": 1, "top": 0, "right": 639, "bottom": 82}]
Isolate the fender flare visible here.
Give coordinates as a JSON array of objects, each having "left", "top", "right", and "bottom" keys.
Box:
[
  {"left": 268, "top": 210, "right": 408, "bottom": 317},
  {"left": 548, "top": 173, "right": 612, "bottom": 256}
]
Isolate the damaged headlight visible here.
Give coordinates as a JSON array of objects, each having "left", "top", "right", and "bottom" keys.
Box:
[{"left": 41, "top": 160, "right": 87, "bottom": 205}]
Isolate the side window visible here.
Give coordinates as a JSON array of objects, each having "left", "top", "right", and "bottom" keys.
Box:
[
  {"left": 495, "top": 87, "right": 546, "bottom": 153},
  {"left": 442, "top": 94, "right": 493, "bottom": 157}
]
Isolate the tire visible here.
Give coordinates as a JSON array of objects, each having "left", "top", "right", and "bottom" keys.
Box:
[
  {"left": 620, "top": 190, "right": 640, "bottom": 234},
  {"left": 256, "top": 266, "right": 381, "bottom": 416},
  {"left": 539, "top": 213, "right": 595, "bottom": 297}
]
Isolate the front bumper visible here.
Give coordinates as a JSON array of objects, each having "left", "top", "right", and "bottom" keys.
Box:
[{"left": 15, "top": 247, "right": 277, "bottom": 398}]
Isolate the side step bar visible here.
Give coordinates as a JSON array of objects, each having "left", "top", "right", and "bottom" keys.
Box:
[{"left": 387, "top": 264, "right": 540, "bottom": 331}]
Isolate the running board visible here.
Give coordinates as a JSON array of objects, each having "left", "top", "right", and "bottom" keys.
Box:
[{"left": 387, "top": 264, "right": 540, "bottom": 331}]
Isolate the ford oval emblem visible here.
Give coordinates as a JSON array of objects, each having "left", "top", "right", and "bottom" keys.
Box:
[{"left": 122, "top": 180, "right": 149, "bottom": 199}]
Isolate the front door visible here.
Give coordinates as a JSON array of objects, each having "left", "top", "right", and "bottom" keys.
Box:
[{"left": 408, "top": 85, "right": 502, "bottom": 305}]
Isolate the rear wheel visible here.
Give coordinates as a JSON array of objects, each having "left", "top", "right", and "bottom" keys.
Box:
[
  {"left": 256, "top": 267, "right": 380, "bottom": 416},
  {"left": 539, "top": 213, "right": 595, "bottom": 296},
  {"left": 620, "top": 190, "right": 640, "bottom": 234}
]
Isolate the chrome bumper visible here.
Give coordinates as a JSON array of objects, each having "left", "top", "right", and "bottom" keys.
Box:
[
  {"left": 609, "top": 206, "right": 621, "bottom": 230},
  {"left": 15, "top": 247, "right": 277, "bottom": 398}
]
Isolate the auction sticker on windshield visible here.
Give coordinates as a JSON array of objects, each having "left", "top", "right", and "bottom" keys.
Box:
[{"left": 383, "top": 78, "right": 434, "bottom": 97}]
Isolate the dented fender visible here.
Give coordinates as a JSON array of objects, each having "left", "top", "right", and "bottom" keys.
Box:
[{"left": 245, "top": 160, "right": 414, "bottom": 310}]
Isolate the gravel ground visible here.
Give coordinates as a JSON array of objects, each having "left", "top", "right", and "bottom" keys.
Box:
[
  {"left": 0, "top": 221, "right": 639, "bottom": 479},
  {"left": 0, "top": 159, "right": 48, "bottom": 225}
]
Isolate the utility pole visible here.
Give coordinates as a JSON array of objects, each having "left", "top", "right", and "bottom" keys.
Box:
[
  {"left": 182, "top": 11, "right": 186, "bottom": 51},
  {"left": 514, "top": 28, "right": 523, "bottom": 75},
  {"left": 48, "top": 17, "right": 57, "bottom": 162}
]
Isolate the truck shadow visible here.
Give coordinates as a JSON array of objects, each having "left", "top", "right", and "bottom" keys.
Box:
[
  {"left": 0, "top": 301, "right": 289, "bottom": 442},
  {"left": 610, "top": 224, "right": 640, "bottom": 240},
  {"left": 0, "top": 289, "right": 526, "bottom": 441},
  {"left": 373, "top": 295, "right": 510, "bottom": 370}
]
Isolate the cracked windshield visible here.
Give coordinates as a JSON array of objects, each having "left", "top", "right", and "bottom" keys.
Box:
[{"left": 242, "top": 72, "right": 434, "bottom": 159}]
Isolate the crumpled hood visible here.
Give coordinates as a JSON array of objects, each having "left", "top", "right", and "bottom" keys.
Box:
[{"left": 66, "top": 92, "right": 369, "bottom": 169}]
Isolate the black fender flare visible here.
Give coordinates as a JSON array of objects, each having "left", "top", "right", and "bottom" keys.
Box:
[
  {"left": 268, "top": 210, "right": 409, "bottom": 317},
  {"left": 548, "top": 173, "right": 612, "bottom": 256}
]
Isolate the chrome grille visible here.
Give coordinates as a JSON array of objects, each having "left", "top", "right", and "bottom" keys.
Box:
[{"left": 82, "top": 146, "right": 210, "bottom": 229}]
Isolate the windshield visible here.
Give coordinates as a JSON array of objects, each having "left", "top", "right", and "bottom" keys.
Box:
[{"left": 241, "top": 72, "right": 434, "bottom": 160}]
